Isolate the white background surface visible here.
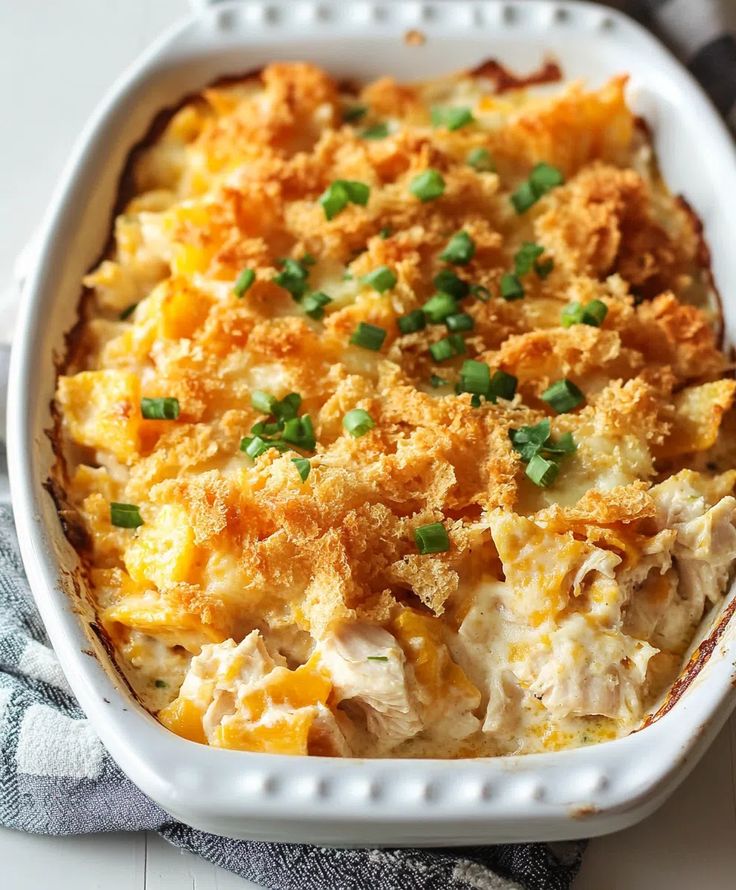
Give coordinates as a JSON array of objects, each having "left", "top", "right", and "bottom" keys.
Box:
[{"left": 2, "top": 2, "right": 736, "bottom": 887}]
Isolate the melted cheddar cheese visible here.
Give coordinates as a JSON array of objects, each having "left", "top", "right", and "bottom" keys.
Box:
[{"left": 55, "top": 62, "right": 736, "bottom": 757}]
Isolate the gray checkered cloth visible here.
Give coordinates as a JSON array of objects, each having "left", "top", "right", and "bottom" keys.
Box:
[{"left": 1, "top": 2, "right": 734, "bottom": 888}]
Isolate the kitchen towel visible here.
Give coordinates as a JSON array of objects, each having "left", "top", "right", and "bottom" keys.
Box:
[{"left": 1, "top": 2, "right": 734, "bottom": 889}]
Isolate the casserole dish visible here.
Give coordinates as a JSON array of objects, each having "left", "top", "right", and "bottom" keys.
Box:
[{"left": 8, "top": 0, "right": 736, "bottom": 844}]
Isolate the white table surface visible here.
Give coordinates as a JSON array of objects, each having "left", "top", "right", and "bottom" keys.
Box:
[{"left": 2, "top": 2, "right": 736, "bottom": 887}]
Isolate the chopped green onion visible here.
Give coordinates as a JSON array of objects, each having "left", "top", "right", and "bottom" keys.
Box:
[
  {"left": 511, "top": 162, "right": 564, "bottom": 214},
  {"left": 141, "top": 397, "right": 180, "bottom": 420},
  {"left": 272, "top": 393, "right": 302, "bottom": 422},
  {"left": 470, "top": 284, "right": 491, "bottom": 302},
  {"left": 282, "top": 415, "right": 316, "bottom": 451},
  {"left": 415, "top": 522, "right": 450, "bottom": 554},
  {"left": 446, "top": 313, "right": 474, "bottom": 332},
  {"left": 409, "top": 169, "right": 445, "bottom": 202},
  {"left": 251, "top": 390, "right": 278, "bottom": 415},
  {"left": 430, "top": 374, "right": 448, "bottom": 388},
  {"left": 440, "top": 231, "right": 476, "bottom": 265},
  {"left": 459, "top": 359, "right": 490, "bottom": 395},
  {"left": 526, "top": 453, "right": 559, "bottom": 487},
  {"left": 544, "top": 431, "right": 577, "bottom": 455},
  {"left": 233, "top": 268, "right": 255, "bottom": 297},
  {"left": 510, "top": 181, "right": 537, "bottom": 214},
  {"left": 319, "top": 180, "right": 370, "bottom": 220},
  {"left": 344, "top": 104, "right": 367, "bottom": 123},
  {"left": 429, "top": 335, "right": 465, "bottom": 362},
  {"left": 488, "top": 370, "right": 518, "bottom": 402},
  {"left": 110, "top": 502, "right": 143, "bottom": 529},
  {"left": 274, "top": 257, "right": 311, "bottom": 301},
  {"left": 303, "top": 291, "right": 332, "bottom": 320},
  {"left": 302, "top": 253, "right": 317, "bottom": 267},
  {"left": 343, "top": 408, "right": 375, "bottom": 437},
  {"left": 361, "top": 265, "right": 397, "bottom": 293},
  {"left": 514, "top": 242, "right": 545, "bottom": 276},
  {"left": 119, "top": 303, "right": 137, "bottom": 321},
  {"left": 397, "top": 309, "right": 426, "bottom": 335},
  {"left": 500, "top": 273, "right": 524, "bottom": 301},
  {"left": 423, "top": 293, "right": 459, "bottom": 323},
  {"left": 242, "top": 435, "right": 271, "bottom": 459},
  {"left": 433, "top": 269, "right": 470, "bottom": 300},
  {"left": 562, "top": 299, "right": 608, "bottom": 327},
  {"left": 362, "top": 123, "right": 389, "bottom": 139},
  {"left": 154, "top": 679, "right": 168, "bottom": 688},
  {"left": 431, "top": 106, "right": 475, "bottom": 131},
  {"left": 251, "top": 420, "right": 282, "bottom": 437},
  {"left": 379, "top": 226, "right": 392, "bottom": 239},
  {"left": 292, "top": 457, "right": 311, "bottom": 482},
  {"left": 541, "top": 379, "right": 585, "bottom": 414},
  {"left": 530, "top": 162, "right": 564, "bottom": 193},
  {"left": 466, "top": 147, "right": 495, "bottom": 172},
  {"left": 535, "top": 259, "right": 554, "bottom": 279},
  {"left": 350, "top": 321, "right": 387, "bottom": 351},
  {"left": 367, "top": 655, "right": 389, "bottom": 662}
]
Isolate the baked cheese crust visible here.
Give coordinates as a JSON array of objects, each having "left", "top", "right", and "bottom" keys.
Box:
[{"left": 55, "top": 62, "right": 736, "bottom": 758}]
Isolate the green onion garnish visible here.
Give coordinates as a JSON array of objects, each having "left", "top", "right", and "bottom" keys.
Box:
[
  {"left": 514, "top": 242, "right": 545, "bottom": 276},
  {"left": 282, "top": 415, "right": 316, "bottom": 451},
  {"left": 344, "top": 104, "right": 367, "bottom": 123},
  {"left": 251, "top": 390, "right": 278, "bottom": 415},
  {"left": 431, "top": 106, "right": 474, "bottom": 131},
  {"left": 241, "top": 435, "right": 273, "bottom": 459},
  {"left": 409, "top": 169, "right": 445, "bottom": 202},
  {"left": 466, "top": 147, "right": 495, "bottom": 172},
  {"left": 488, "top": 370, "right": 518, "bottom": 402},
  {"left": 470, "top": 284, "right": 491, "bottom": 302},
  {"left": 459, "top": 359, "right": 490, "bottom": 395},
  {"left": 415, "top": 522, "right": 450, "bottom": 554},
  {"left": 251, "top": 420, "right": 282, "bottom": 437},
  {"left": 272, "top": 392, "right": 302, "bottom": 422},
  {"left": 141, "top": 397, "right": 180, "bottom": 420},
  {"left": 362, "top": 123, "right": 389, "bottom": 139},
  {"left": 561, "top": 300, "right": 608, "bottom": 328},
  {"left": 423, "top": 293, "right": 459, "bottom": 323},
  {"left": 430, "top": 375, "right": 448, "bottom": 388},
  {"left": 154, "top": 679, "right": 168, "bottom": 688},
  {"left": 508, "top": 420, "right": 576, "bottom": 486},
  {"left": 429, "top": 335, "right": 465, "bottom": 362},
  {"left": 361, "top": 265, "right": 397, "bottom": 293},
  {"left": 379, "top": 226, "right": 392, "bottom": 239},
  {"left": 500, "top": 273, "right": 524, "bottom": 301},
  {"left": 440, "top": 231, "right": 476, "bottom": 265},
  {"left": 119, "top": 303, "right": 138, "bottom": 321},
  {"left": 319, "top": 180, "right": 370, "bottom": 220},
  {"left": 292, "top": 457, "right": 311, "bottom": 482},
  {"left": 303, "top": 291, "right": 332, "bottom": 320},
  {"left": 274, "top": 257, "right": 312, "bottom": 301},
  {"left": 367, "top": 655, "right": 389, "bottom": 662},
  {"left": 343, "top": 408, "right": 375, "bottom": 437},
  {"left": 110, "top": 502, "right": 143, "bottom": 529},
  {"left": 511, "top": 162, "right": 564, "bottom": 214},
  {"left": 541, "top": 379, "right": 584, "bottom": 414},
  {"left": 446, "top": 313, "right": 474, "bottom": 332},
  {"left": 233, "top": 268, "right": 255, "bottom": 297},
  {"left": 526, "top": 453, "right": 559, "bottom": 487},
  {"left": 350, "top": 322, "right": 387, "bottom": 351},
  {"left": 397, "top": 309, "right": 426, "bottom": 335},
  {"left": 433, "top": 269, "right": 470, "bottom": 299}
]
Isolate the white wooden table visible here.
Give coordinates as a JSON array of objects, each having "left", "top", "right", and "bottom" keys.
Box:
[{"left": 2, "top": 2, "right": 735, "bottom": 887}]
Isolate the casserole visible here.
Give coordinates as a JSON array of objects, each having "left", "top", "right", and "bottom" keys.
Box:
[{"left": 8, "top": 0, "right": 736, "bottom": 843}]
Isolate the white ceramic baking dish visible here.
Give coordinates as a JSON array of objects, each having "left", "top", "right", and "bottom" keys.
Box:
[{"left": 8, "top": 0, "right": 736, "bottom": 846}]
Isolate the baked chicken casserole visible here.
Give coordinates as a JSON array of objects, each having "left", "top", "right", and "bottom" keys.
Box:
[{"left": 55, "top": 62, "right": 736, "bottom": 758}]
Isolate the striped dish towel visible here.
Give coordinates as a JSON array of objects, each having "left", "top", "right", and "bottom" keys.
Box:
[{"left": 0, "top": 2, "right": 734, "bottom": 888}]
